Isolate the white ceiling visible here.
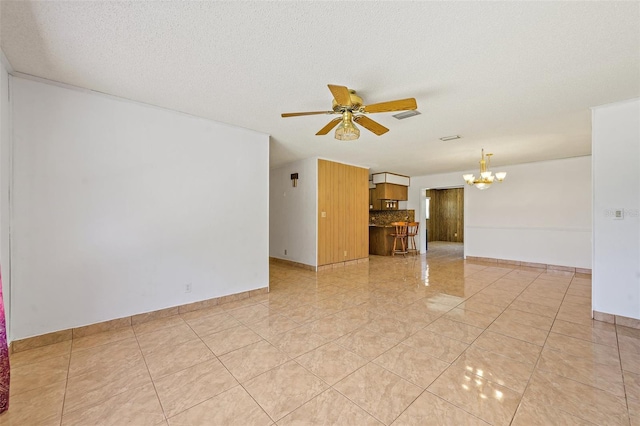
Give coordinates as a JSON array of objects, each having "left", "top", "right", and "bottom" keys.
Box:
[{"left": 1, "top": 1, "right": 639, "bottom": 176}]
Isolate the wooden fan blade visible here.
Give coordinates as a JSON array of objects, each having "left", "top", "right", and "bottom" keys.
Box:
[
  {"left": 363, "top": 98, "right": 417, "bottom": 113},
  {"left": 281, "top": 111, "right": 334, "bottom": 117},
  {"left": 353, "top": 115, "right": 389, "bottom": 136},
  {"left": 328, "top": 84, "right": 352, "bottom": 107},
  {"left": 316, "top": 117, "right": 342, "bottom": 135}
]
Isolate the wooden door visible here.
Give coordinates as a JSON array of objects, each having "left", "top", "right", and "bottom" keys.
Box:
[
  {"left": 318, "top": 160, "right": 369, "bottom": 265},
  {"left": 426, "top": 188, "right": 463, "bottom": 243}
]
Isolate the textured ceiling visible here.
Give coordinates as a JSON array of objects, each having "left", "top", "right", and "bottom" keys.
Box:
[{"left": 1, "top": 1, "right": 639, "bottom": 176}]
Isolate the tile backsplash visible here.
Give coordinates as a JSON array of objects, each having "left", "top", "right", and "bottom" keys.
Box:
[{"left": 369, "top": 209, "right": 415, "bottom": 226}]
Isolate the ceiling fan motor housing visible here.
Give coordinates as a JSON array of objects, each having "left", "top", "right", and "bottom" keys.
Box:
[{"left": 332, "top": 90, "right": 363, "bottom": 112}]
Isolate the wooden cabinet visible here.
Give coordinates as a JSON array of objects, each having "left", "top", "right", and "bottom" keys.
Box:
[
  {"left": 375, "top": 183, "right": 408, "bottom": 201},
  {"left": 370, "top": 183, "right": 408, "bottom": 210},
  {"left": 369, "top": 226, "right": 395, "bottom": 255}
]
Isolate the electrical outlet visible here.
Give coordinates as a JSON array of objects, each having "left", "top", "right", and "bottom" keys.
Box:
[
  {"left": 604, "top": 208, "right": 625, "bottom": 220},
  {"left": 185, "top": 283, "right": 192, "bottom": 293},
  {"left": 344, "top": 251, "right": 347, "bottom": 257}
]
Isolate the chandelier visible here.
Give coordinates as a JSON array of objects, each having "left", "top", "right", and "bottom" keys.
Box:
[{"left": 462, "top": 149, "right": 507, "bottom": 190}]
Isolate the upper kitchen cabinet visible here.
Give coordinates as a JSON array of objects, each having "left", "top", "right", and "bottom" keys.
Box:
[
  {"left": 375, "top": 183, "right": 408, "bottom": 201},
  {"left": 370, "top": 172, "right": 409, "bottom": 210},
  {"left": 371, "top": 172, "right": 410, "bottom": 187}
]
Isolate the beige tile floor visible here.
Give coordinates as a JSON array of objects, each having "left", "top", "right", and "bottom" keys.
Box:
[{"left": 2, "top": 242, "right": 639, "bottom": 425}]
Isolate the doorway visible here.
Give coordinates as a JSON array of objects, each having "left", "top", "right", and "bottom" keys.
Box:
[{"left": 422, "top": 187, "right": 464, "bottom": 252}]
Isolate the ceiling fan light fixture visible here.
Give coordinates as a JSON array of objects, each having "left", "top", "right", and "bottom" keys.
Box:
[
  {"left": 334, "top": 112, "right": 360, "bottom": 141},
  {"left": 282, "top": 84, "right": 417, "bottom": 139}
]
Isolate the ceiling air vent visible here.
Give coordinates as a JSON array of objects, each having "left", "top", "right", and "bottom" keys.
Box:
[
  {"left": 439, "top": 135, "right": 461, "bottom": 141},
  {"left": 392, "top": 110, "right": 421, "bottom": 120}
]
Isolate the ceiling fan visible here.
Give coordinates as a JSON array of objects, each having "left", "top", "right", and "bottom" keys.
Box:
[{"left": 281, "top": 84, "right": 418, "bottom": 141}]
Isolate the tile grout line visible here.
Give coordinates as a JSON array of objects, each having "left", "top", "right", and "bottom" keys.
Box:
[
  {"left": 355, "top": 263, "right": 521, "bottom": 424},
  {"left": 326, "top": 361, "right": 392, "bottom": 426},
  {"left": 300, "top": 253, "right": 436, "bottom": 424},
  {"left": 515, "top": 271, "right": 604, "bottom": 425},
  {"left": 161, "top": 312, "right": 272, "bottom": 422},
  {"left": 430, "top": 267, "right": 567, "bottom": 423},
  {"left": 207, "top": 321, "right": 275, "bottom": 425},
  {"left": 614, "top": 321, "right": 633, "bottom": 423},
  {"left": 416, "top": 268, "right": 533, "bottom": 425},
  {"left": 57, "top": 341, "right": 73, "bottom": 426},
  {"left": 395, "top": 262, "right": 533, "bottom": 423},
  {"left": 508, "top": 276, "right": 567, "bottom": 425},
  {"left": 59, "top": 331, "right": 163, "bottom": 423},
  {"left": 268, "top": 270, "right": 431, "bottom": 424},
  {"left": 131, "top": 323, "right": 169, "bottom": 424}
]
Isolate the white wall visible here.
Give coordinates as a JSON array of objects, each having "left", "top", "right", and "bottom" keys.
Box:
[
  {"left": 0, "top": 52, "right": 11, "bottom": 342},
  {"left": 408, "top": 156, "right": 592, "bottom": 269},
  {"left": 592, "top": 98, "right": 640, "bottom": 320},
  {"left": 269, "top": 158, "right": 317, "bottom": 267},
  {"left": 11, "top": 77, "right": 270, "bottom": 340}
]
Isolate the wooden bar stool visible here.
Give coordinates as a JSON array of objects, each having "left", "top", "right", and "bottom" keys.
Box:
[
  {"left": 390, "top": 222, "right": 408, "bottom": 256},
  {"left": 407, "top": 222, "right": 419, "bottom": 255}
]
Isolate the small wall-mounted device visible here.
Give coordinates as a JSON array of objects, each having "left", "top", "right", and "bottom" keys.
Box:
[{"left": 291, "top": 173, "right": 299, "bottom": 187}]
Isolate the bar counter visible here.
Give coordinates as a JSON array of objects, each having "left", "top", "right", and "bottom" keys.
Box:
[{"left": 368, "top": 224, "right": 396, "bottom": 256}]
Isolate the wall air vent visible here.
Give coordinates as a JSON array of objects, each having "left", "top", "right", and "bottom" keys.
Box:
[{"left": 392, "top": 110, "right": 421, "bottom": 120}]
